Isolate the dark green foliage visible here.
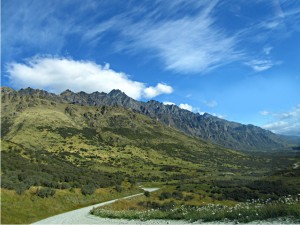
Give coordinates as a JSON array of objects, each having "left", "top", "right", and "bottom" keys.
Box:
[
  {"left": 35, "top": 187, "right": 56, "bottom": 198},
  {"left": 160, "top": 165, "right": 181, "bottom": 172},
  {"left": 246, "top": 180, "right": 298, "bottom": 196},
  {"left": 144, "top": 191, "right": 150, "bottom": 197},
  {"left": 184, "top": 195, "right": 194, "bottom": 201},
  {"left": 115, "top": 185, "right": 123, "bottom": 192},
  {"left": 172, "top": 191, "right": 183, "bottom": 200},
  {"left": 222, "top": 188, "right": 259, "bottom": 201},
  {"left": 59, "top": 182, "right": 71, "bottom": 189},
  {"left": 159, "top": 192, "right": 172, "bottom": 200},
  {"left": 1, "top": 145, "right": 125, "bottom": 192},
  {"left": 15, "top": 183, "right": 30, "bottom": 195},
  {"left": 1, "top": 118, "right": 13, "bottom": 137},
  {"left": 81, "top": 184, "right": 96, "bottom": 195},
  {"left": 53, "top": 127, "right": 82, "bottom": 139}
]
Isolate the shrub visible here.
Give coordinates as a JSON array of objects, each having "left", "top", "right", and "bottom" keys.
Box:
[
  {"left": 35, "top": 187, "right": 56, "bottom": 198},
  {"left": 81, "top": 184, "right": 96, "bottom": 195},
  {"left": 172, "top": 191, "right": 183, "bottom": 200},
  {"left": 144, "top": 191, "right": 150, "bottom": 197},
  {"left": 160, "top": 201, "right": 177, "bottom": 211},
  {"left": 15, "top": 183, "right": 29, "bottom": 195},
  {"left": 222, "top": 188, "right": 259, "bottom": 201},
  {"left": 115, "top": 185, "right": 123, "bottom": 193},
  {"left": 184, "top": 195, "right": 194, "bottom": 201},
  {"left": 60, "top": 182, "right": 71, "bottom": 189},
  {"left": 159, "top": 192, "right": 172, "bottom": 200}
]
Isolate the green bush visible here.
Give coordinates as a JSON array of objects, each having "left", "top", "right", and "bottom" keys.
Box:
[
  {"left": 81, "top": 184, "right": 96, "bottom": 195},
  {"left": 15, "top": 183, "right": 29, "bottom": 195},
  {"left": 184, "top": 195, "right": 194, "bottom": 201},
  {"left": 159, "top": 192, "right": 172, "bottom": 200},
  {"left": 35, "top": 187, "right": 56, "bottom": 198},
  {"left": 172, "top": 191, "right": 183, "bottom": 200},
  {"left": 115, "top": 185, "right": 123, "bottom": 193}
]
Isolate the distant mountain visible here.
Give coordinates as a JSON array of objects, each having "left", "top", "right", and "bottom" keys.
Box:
[{"left": 2, "top": 87, "right": 298, "bottom": 151}]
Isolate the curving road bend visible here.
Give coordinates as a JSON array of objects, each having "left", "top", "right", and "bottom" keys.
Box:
[{"left": 31, "top": 188, "right": 160, "bottom": 225}]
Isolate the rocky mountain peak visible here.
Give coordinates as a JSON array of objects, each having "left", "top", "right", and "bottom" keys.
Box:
[
  {"left": 60, "top": 89, "right": 75, "bottom": 96},
  {"left": 108, "top": 89, "right": 125, "bottom": 97}
]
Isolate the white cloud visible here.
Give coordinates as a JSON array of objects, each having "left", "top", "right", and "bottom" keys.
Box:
[
  {"left": 6, "top": 56, "right": 173, "bottom": 100},
  {"left": 262, "top": 104, "right": 300, "bottom": 136},
  {"left": 263, "top": 46, "right": 273, "bottom": 55},
  {"left": 245, "top": 59, "right": 281, "bottom": 72},
  {"left": 163, "top": 101, "right": 175, "bottom": 105},
  {"left": 203, "top": 100, "right": 218, "bottom": 108},
  {"left": 122, "top": 10, "right": 240, "bottom": 74},
  {"left": 179, "top": 103, "right": 193, "bottom": 111},
  {"left": 211, "top": 113, "right": 226, "bottom": 119},
  {"left": 143, "top": 83, "right": 173, "bottom": 98},
  {"left": 260, "top": 110, "right": 271, "bottom": 116}
]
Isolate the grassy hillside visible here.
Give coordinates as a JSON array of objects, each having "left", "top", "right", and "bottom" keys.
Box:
[
  {"left": 1, "top": 89, "right": 299, "bottom": 223},
  {"left": 1, "top": 94, "right": 260, "bottom": 184}
]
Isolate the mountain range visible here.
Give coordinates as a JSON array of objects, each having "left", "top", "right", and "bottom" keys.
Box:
[{"left": 1, "top": 86, "right": 299, "bottom": 151}]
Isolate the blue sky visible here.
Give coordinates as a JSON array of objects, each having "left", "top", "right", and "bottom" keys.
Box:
[{"left": 2, "top": 0, "right": 300, "bottom": 136}]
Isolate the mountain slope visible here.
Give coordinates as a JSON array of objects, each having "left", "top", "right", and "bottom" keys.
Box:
[
  {"left": 58, "top": 88, "right": 294, "bottom": 151},
  {"left": 2, "top": 87, "right": 296, "bottom": 151}
]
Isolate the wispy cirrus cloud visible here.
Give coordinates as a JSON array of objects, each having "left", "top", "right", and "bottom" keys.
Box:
[
  {"left": 6, "top": 56, "right": 173, "bottom": 100},
  {"left": 111, "top": 1, "right": 243, "bottom": 74},
  {"left": 245, "top": 59, "right": 281, "bottom": 72},
  {"left": 3, "top": 0, "right": 300, "bottom": 74},
  {"left": 261, "top": 104, "right": 300, "bottom": 136},
  {"left": 202, "top": 100, "right": 218, "bottom": 108},
  {"left": 2, "top": 0, "right": 79, "bottom": 59}
]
